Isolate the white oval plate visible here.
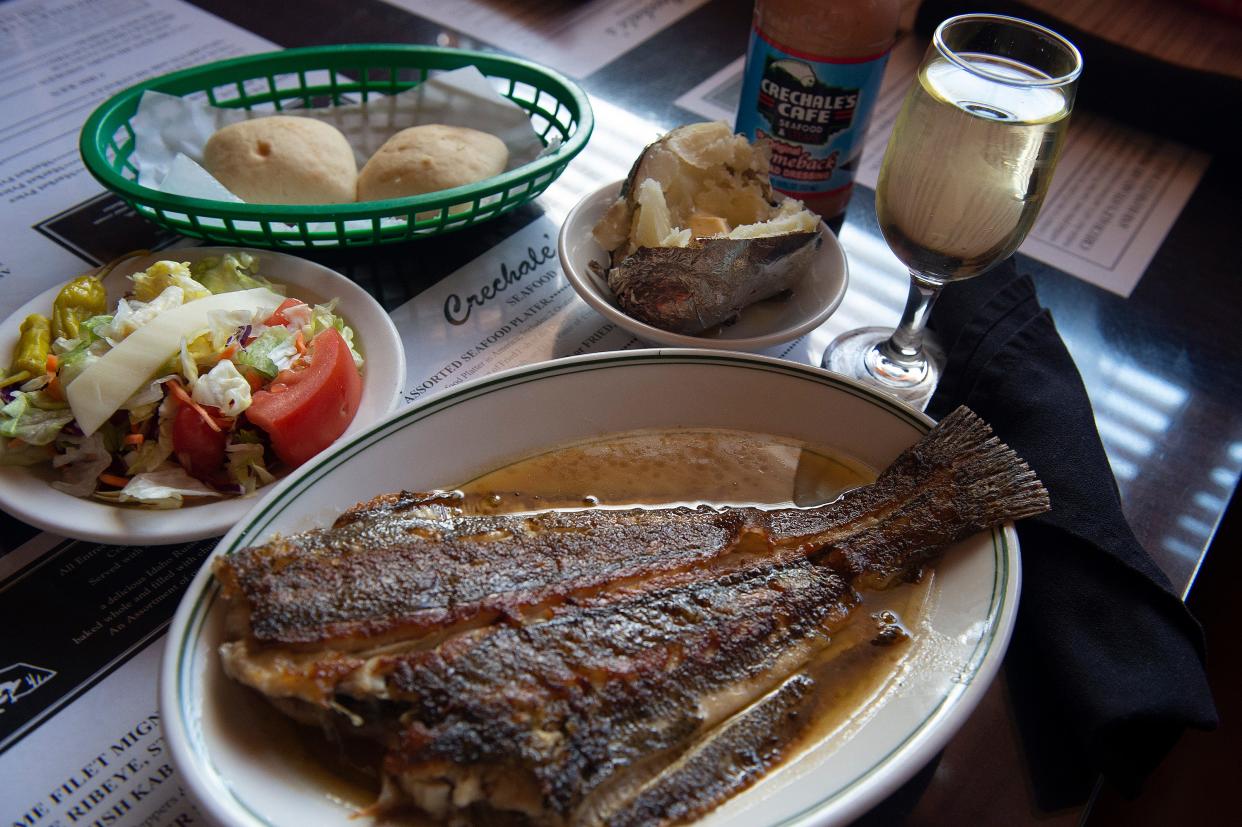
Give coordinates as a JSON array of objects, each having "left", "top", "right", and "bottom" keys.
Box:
[
  {"left": 163, "top": 350, "right": 1019, "bottom": 827},
  {"left": 0, "top": 247, "right": 404, "bottom": 545},
  {"left": 559, "top": 181, "right": 849, "bottom": 351}
]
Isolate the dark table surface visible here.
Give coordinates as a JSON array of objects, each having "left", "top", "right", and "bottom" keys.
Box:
[{"left": 8, "top": 0, "right": 1241, "bottom": 823}]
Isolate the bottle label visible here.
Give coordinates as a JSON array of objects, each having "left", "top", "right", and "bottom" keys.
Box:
[{"left": 735, "top": 27, "right": 890, "bottom": 197}]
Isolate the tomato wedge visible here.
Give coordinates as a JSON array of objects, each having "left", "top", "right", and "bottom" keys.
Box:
[
  {"left": 246, "top": 327, "right": 361, "bottom": 468},
  {"left": 173, "top": 403, "right": 227, "bottom": 480}
]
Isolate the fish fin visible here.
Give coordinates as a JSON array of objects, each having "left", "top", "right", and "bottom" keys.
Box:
[
  {"left": 581, "top": 674, "right": 816, "bottom": 827},
  {"left": 332, "top": 490, "right": 463, "bottom": 528}
]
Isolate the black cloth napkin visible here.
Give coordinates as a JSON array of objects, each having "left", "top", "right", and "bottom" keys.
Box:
[{"left": 925, "top": 259, "right": 1218, "bottom": 809}]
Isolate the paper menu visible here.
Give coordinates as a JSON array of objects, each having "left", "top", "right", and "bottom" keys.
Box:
[
  {"left": 673, "top": 36, "right": 1211, "bottom": 298},
  {"left": 0, "top": 0, "right": 275, "bottom": 321},
  {"left": 382, "top": 0, "right": 713, "bottom": 78},
  {"left": 0, "top": 2, "right": 276, "bottom": 818}
]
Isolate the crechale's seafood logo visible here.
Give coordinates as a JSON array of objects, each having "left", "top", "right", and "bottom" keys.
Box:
[
  {"left": 758, "top": 130, "right": 840, "bottom": 183},
  {"left": 757, "top": 58, "right": 859, "bottom": 145}
]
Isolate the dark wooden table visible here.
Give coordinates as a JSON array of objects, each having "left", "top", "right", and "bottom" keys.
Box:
[{"left": 8, "top": 0, "right": 1240, "bottom": 823}]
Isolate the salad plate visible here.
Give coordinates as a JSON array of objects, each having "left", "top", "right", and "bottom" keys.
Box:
[
  {"left": 558, "top": 180, "right": 849, "bottom": 351},
  {"left": 163, "top": 349, "right": 1018, "bottom": 827},
  {"left": 0, "top": 247, "right": 404, "bottom": 545}
]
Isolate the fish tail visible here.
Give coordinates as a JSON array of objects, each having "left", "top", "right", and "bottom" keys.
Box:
[
  {"left": 911, "top": 406, "right": 1051, "bottom": 527},
  {"left": 810, "top": 406, "right": 1050, "bottom": 582}
]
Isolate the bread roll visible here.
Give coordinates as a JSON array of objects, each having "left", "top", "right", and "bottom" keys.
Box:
[
  {"left": 203, "top": 116, "right": 357, "bottom": 205},
  {"left": 357, "top": 124, "right": 508, "bottom": 202}
]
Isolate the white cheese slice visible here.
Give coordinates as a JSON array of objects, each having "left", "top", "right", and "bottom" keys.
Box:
[{"left": 66, "top": 288, "right": 284, "bottom": 437}]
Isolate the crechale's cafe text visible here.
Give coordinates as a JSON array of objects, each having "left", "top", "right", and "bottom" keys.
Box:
[
  {"left": 761, "top": 78, "right": 858, "bottom": 124},
  {"left": 443, "top": 239, "right": 557, "bottom": 325}
]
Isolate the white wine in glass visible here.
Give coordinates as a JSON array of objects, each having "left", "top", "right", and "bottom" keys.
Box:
[{"left": 821, "top": 14, "right": 1081, "bottom": 409}]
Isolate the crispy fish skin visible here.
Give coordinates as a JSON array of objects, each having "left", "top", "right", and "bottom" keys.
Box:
[
  {"left": 215, "top": 406, "right": 1050, "bottom": 825},
  {"left": 606, "top": 232, "right": 820, "bottom": 334},
  {"left": 377, "top": 558, "right": 855, "bottom": 821},
  {"left": 216, "top": 495, "right": 756, "bottom": 650},
  {"left": 215, "top": 407, "right": 1048, "bottom": 653}
]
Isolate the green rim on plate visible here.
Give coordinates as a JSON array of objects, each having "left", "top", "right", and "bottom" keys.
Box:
[{"left": 79, "top": 45, "right": 594, "bottom": 248}]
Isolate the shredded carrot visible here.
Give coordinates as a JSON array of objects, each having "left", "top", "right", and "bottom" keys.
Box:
[
  {"left": 293, "top": 329, "right": 307, "bottom": 356},
  {"left": 216, "top": 343, "right": 238, "bottom": 363},
  {"left": 99, "top": 472, "right": 130, "bottom": 488},
  {"left": 167, "top": 378, "right": 193, "bottom": 404},
  {"left": 123, "top": 433, "right": 145, "bottom": 447},
  {"left": 45, "top": 373, "right": 64, "bottom": 402},
  {"left": 45, "top": 354, "right": 58, "bottom": 374},
  {"left": 241, "top": 368, "right": 264, "bottom": 392},
  {"left": 166, "top": 378, "right": 222, "bottom": 433}
]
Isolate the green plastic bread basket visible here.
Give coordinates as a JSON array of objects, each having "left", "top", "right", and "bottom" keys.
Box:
[{"left": 79, "top": 45, "right": 593, "bottom": 248}]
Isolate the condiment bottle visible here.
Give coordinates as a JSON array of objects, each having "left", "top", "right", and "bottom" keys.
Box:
[{"left": 735, "top": 0, "right": 900, "bottom": 222}]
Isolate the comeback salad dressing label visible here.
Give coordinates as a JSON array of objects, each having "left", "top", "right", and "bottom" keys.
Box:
[{"left": 736, "top": 28, "right": 890, "bottom": 197}]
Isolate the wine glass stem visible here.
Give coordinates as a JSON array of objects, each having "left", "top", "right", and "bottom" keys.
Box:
[{"left": 879, "top": 274, "right": 943, "bottom": 367}]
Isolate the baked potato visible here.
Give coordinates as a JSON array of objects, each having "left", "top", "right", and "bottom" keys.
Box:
[{"left": 592, "top": 122, "right": 821, "bottom": 335}]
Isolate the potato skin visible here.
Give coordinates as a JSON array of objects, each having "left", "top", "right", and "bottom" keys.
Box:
[{"left": 607, "top": 231, "right": 820, "bottom": 335}]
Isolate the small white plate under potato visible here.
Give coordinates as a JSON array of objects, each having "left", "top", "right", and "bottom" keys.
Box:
[{"left": 560, "top": 180, "right": 848, "bottom": 351}]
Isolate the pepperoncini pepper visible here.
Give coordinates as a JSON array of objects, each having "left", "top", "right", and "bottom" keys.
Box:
[
  {"left": 51, "top": 274, "right": 107, "bottom": 341},
  {"left": 10, "top": 314, "right": 52, "bottom": 379}
]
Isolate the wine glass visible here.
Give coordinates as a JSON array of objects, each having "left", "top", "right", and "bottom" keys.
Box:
[{"left": 821, "top": 14, "right": 1082, "bottom": 409}]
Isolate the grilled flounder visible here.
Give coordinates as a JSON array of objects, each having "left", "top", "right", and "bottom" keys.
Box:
[{"left": 215, "top": 407, "right": 1049, "bottom": 825}]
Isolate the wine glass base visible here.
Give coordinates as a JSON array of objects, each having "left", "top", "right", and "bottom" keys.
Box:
[{"left": 820, "top": 326, "right": 945, "bottom": 411}]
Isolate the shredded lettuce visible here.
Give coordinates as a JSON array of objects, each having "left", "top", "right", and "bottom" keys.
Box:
[
  {"left": 18, "top": 373, "right": 50, "bottom": 393},
  {"left": 50, "top": 433, "right": 112, "bottom": 497},
  {"left": 0, "top": 392, "right": 76, "bottom": 445},
  {"left": 307, "top": 301, "right": 364, "bottom": 369},
  {"left": 81, "top": 315, "right": 114, "bottom": 340},
  {"left": 190, "top": 252, "right": 277, "bottom": 295},
  {"left": 131, "top": 260, "right": 212, "bottom": 303},
  {"left": 110, "top": 466, "right": 223, "bottom": 509},
  {"left": 0, "top": 437, "right": 53, "bottom": 467},
  {"left": 235, "top": 327, "right": 296, "bottom": 379},
  {"left": 125, "top": 396, "right": 176, "bottom": 475},
  {"left": 52, "top": 335, "right": 79, "bottom": 355},
  {"left": 56, "top": 314, "right": 113, "bottom": 387},
  {"left": 282, "top": 301, "right": 312, "bottom": 330},
  {"left": 178, "top": 336, "right": 201, "bottom": 385},
  {"left": 205, "top": 308, "right": 261, "bottom": 351},
  {"left": 101, "top": 285, "right": 187, "bottom": 342},
  {"left": 226, "top": 441, "right": 274, "bottom": 494},
  {"left": 59, "top": 344, "right": 99, "bottom": 388},
  {"left": 192, "top": 359, "right": 252, "bottom": 416},
  {"left": 120, "top": 375, "right": 174, "bottom": 415}
]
